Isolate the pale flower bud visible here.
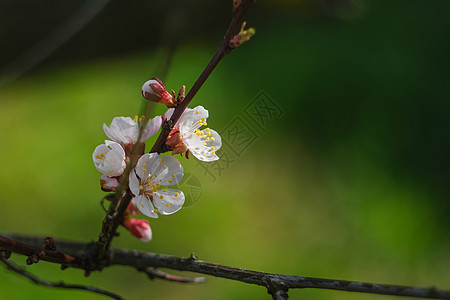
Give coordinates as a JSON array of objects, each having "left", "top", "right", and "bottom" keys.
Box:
[
  {"left": 100, "top": 175, "right": 120, "bottom": 192},
  {"left": 124, "top": 218, "right": 152, "bottom": 242},
  {"left": 141, "top": 78, "right": 175, "bottom": 107}
]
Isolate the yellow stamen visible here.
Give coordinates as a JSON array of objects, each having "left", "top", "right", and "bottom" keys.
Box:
[
  {"left": 154, "top": 209, "right": 158, "bottom": 213},
  {"left": 203, "top": 122, "right": 207, "bottom": 126},
  {"left": 160, "top": 195, "right": 164, "bottom": 199},
  {"left": 159, "top": 158, "right": 162, "bottom": 163},
  {"left": 211, "top": 146, "right": 215, "bottom": 150},
  {"left": 174, "top": 192, "right": 179, "bottom": 197},
  {"left": 203, "top": 142, "right": 207, "bottom": 146},
  {"left": 203, "top": 153, "right": 206, "bottom": 156},
  {"left": 206, "top": 137, "right": 210, "bottom": 141},
  {"left": 164, "top": 165, "right": 167, "bottom": 169},
  {"left": 205, "top": 128, "right": 210, "bottom": 131},
  {"left": 100, "top": 153, "right": 105, "bottom": 158},
  {"left": 163, "top": 189, "right": 167, "bottom": 192},
  {"left": 139, "top": 185, "right": 143, "bottom": 190},
  {"left": 168, "top": 180, "right": 172, "bottom": 183},
  {"left": 211, "top": 137, "right": 215, "bottom": 141},
  {"left": 141, "top": 204, "right": 145, "bottom": 208},
  {"left": 211, "top": 151, "right": 216, "bottom": 155},
  {"left": 148, "top": 174, "right": 152, "bottom": 178},
  {"left": 143, "top": 163, "right": 146, "bottom": 167},
  {"left": 196, "top": 110, "right": 199, "bottom": 114},
  {"left": 133, "top": 115, "right": 138, "bottom": 122},
  {"left": 172, "top": 174, "right": 176, "bottom": 177},
  {"left": 143, "top": 169, "right": 147, "bottom": 173},
  {"left": 166, "top": 203, "right": 171, "bottom": 207},
  {"left": 207, "top": 132, "right": 212, "bottom": 137}
]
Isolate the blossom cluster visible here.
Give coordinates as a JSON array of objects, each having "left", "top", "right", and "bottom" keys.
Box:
[{"left": 92, "top": 78, "right": 221, "bottom": 242}]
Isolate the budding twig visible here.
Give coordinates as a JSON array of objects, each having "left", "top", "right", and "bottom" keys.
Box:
[
  {"left": 150, "top": 0, "right": 256, "bottom": 154},
  {"left": 140, "top": 266, "right": 206, "bottom": 284}
]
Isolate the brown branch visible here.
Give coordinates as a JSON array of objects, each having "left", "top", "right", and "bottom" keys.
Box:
[
  {"left": 150, "top": 0, "right": 255, "bottom": 154},
  {"left": 4, "top": 234, "right": 450, "bottom": 299},
  {"left": 94, "top": 0, "right": 255, "bottom": 264},
  {"left": 0, "top": 255, "right": 124, "bottom": 300},
  {"left": 0, "top": 235, "right": 78, "bottom": 266}
]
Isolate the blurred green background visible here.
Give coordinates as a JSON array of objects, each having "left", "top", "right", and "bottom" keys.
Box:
[{"left": 0, "top": 0, "right": 449, "bottom": 299}]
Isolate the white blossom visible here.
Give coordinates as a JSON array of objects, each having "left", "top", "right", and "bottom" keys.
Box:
[
  {"left": 165, "top": 106, "right": 222, "bottom": 161},
  {"left": 103, "top": 116, "right": 162, "bottom": 145},
  {"left": 93, "top": 141, "right": 126, "bottom": 177},
  {"left": 129, "top": 153, "right": 185, "bottom": 218}
]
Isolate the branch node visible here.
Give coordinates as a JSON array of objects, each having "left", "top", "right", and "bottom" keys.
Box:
[
  {"left": 188, "top": 252, "right": 199, "bottom": 261},
  {"left": 43, "top": 237, "right": 56, "bottom": 251},
  {"left": 0, "top": 249, "right": 11, "bottom": 260},
  {"left": 26, "top": 253, "right": 40, "bottom": 265}
]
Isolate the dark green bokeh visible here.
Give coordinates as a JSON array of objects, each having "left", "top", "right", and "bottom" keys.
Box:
[{"left": 0, "top": 1, "right": 449, "bottom": 299}]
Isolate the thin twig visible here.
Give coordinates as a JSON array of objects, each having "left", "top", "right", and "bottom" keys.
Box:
[
  {"left": 0, "top": 256, "right": 125, "bottom": 300},
  {"left": 141, "top": 266, "right": 206, "bottom": 283},
  {"left": 4, "top": 234, "right": 450, "bottom": 299},
  {"left": 150, "top": 0, "right": 255, "bottom": 154}
]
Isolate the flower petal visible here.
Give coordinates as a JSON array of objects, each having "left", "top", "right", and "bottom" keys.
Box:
[
  {"left": 136, "top": 153, "right": 160, "bottom": 181},
  {"left": 153, "top": 189, "right": 185, "bottom": 215},
  {"left": 103, "top": 117, "right": 139, "bottom": 144},
  {"left": 179, "top": 106, "right": 209, "bottom": 136},
  {"left": 152, "top": 155, "right": 184, "bottom": 186},
  {"left": 128, "top": 170, "right": 140, "bottom": 196},
  {"left": 135, "top": 194, "right": 158, "bottom": 218},
  {"left": 141, "top": 116, "right": 162, "bottom": 141},
  {"left": 163, "top": 108, "right": 175, "bottom": 122},
  {"left": 183, "top": 128, "right": 221, "bottom": 162},
  {"left": 93, "top": 141, "right": 126, "bottom": 176}
]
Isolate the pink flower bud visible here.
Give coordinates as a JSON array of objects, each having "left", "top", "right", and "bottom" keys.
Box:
[
  {"left": 100, "top": 175, "right": 120, "bottom": 192},
  {"left": 141, "top": 78, "right": 175, "bottom": 107},
  {"left": 126, "top": 199, "right": 140, "bottom": 216},
  {"left": 124, "top": 218, "right": 152, "bottom": 242}
]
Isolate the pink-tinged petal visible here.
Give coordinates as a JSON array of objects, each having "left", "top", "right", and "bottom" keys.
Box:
[
  {"left": 128, "top": 170, "right": 140, "bottom": 196},
  {"left": 137, "top": 223, "right": 152, "bottom": 242},
  {"left": 136, "top": 153, "right": 160, "bottom": 181},
  {"left": 163, "top": 108, "right": 175, "bottom": 122},
  {"left": 103, "top": 117, "right": 139, "bottom": 144},
  {"left": 100, "top": 175, "right": 119, "bottom": 192},
  {"left": 141, "top": 116, "right": 162, "bottom": 141},
  {"left": 152, "top": 189, "right": 185, "bottom": 215},
  {"left": 135, "top": 195, "right": 158, "bottom": 218},
  {"left": 151, "top": 155, "right": 184, "bottom": 186},
  {"left": 124, "top": 218, "right": 152, "bottom": 242}
]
